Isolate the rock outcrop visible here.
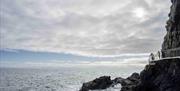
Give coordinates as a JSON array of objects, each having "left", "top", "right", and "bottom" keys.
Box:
[
  {"left": 133, "top": 58, "right": 180, "bottom": 91},
  {"left": 80, "top": 76, "right": 112, "bottom": 91},
  {"left": 80, "top": 73, "right": 140, "bottom": 91},
  {"left": 120, "top": 73, "right": 140, "bottom": 91},
  {"left": 162, "top": 0, "right": 180, "bottom": 57}
]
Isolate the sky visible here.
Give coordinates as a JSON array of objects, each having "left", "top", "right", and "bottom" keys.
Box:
[{"left": 0, "top": 0, "right": 171, "bottom": 67}]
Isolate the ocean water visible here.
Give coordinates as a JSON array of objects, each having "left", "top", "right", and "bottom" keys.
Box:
[{"left": 0, "top": 65, "right": 144, "bottom": 91}]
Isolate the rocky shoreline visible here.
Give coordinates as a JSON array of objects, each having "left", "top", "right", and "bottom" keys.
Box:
[
  {"left": 80, "top": 58, "right": 180, "bottom": 91},
  {"left": 80, "top": 73, "right": 141, "bottom": 91},
  {"left": 80, "top": 0, "right": 180, "bottom": 91}
]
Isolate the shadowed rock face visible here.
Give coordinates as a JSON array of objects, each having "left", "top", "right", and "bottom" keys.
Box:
[
  {"left": 120, "top": 73, "right": 140, "bottom": 91},
  {"left": 134, "top": 58, "right": 180, "bottom": 91},
  {"left": 79, "top": 73, "right": 140, "bottom": 91},
  {"left": 79, "top": 76, "right": 112, "bottom": 91},
  {"left": 162, "top": 0, "right": 180, "bottom": 57}
]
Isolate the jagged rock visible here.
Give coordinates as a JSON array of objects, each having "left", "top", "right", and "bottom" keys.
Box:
[
  {"left": 112, "top": 77, "right": 124, "bottom": 84},
  {"left": 127, "top": 73, "right": 140, "bottom": 82},
  {"left": 121, "top": 73, "right": 140, "bottom": 86},
  {"left": 121, "top": 85, "right": 137, "bottom": 91},
  {"left": 162, "top": 0, "right": 180, "bottom": 57},
  {"left": 80, "top": 73, "right": 140, "bottom": 91},
  {"left": 79, "top": 76, "right": 112, "bottom": 91},
  {"left": 133, "top": 58, "right": 180, "bottom": 91},
  {"left": 120, "top": 73, "right": 140, "bottom": 91}
]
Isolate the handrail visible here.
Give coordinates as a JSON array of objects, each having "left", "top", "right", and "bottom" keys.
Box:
[
  {"left": 148, "top": 48, "right": 180, "bottom": 64},
  {"left": 151, "top": 56, "right": 180, "bottom": 62},
  {"left": 149, "top": 56, "right": 180, "bottom": 65}
]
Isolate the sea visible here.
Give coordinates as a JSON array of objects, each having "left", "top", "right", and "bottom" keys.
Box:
[{"left": 0, "top": 65, "right": 144, "bottom": 91}]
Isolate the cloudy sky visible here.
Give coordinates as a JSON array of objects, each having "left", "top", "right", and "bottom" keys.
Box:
[{"left": 0, "top": 0, "right": 171, "bottom": 67}]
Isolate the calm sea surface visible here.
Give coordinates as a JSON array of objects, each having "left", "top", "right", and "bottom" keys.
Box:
[{"left": 0, "top": 65, "right": 144, "bottom": 91}]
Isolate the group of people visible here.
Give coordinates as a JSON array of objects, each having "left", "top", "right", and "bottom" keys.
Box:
[{"left": 148, "top": 51, "right": 162, "bottom": 63}]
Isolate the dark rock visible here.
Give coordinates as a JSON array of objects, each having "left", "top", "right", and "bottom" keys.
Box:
[
  {"left": 111, "top": 77, "right": 124, "bottom": 87},
  {"left": 127, "top": 73, "right": 140, "bottom": 82},
  {"left": 162, "top": 0, "right": 180, "bottom": 57},
  {"left": 133, "top": 58, "right": 180, "bottom": 91},
  {"left": 80, "top": 76, "right": 112, "bottom": 91},
  {"left": 80, "top": 73, "right": 140, "bottom": 91},
  {"left": 120, "top": 73, "right": 140, "bottom": 91},
  {"left": 121, "top": 73, "right": 140, "bottom": 87},
  {"left": 121, "top": 85, "right": 136, "bottom": 91},
  {"left": 128, "top": 73, "right": 140, "bottom": 79},
  {"left": 112, "top": 77, "right": 124, "bottom": 84}
]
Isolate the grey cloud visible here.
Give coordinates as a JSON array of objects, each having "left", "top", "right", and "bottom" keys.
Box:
[{"left": 0, "top": 0, "right": 170, "bottom": 57}]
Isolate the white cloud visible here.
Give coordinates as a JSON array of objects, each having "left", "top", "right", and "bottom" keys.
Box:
[
  {"left": 0, "top": 0, "right": 171, "bottom": 57},
  {"left": 0, "top": 56, "right": 148, "bottom": 68}
]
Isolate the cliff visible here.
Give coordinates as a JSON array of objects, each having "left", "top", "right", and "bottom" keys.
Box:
[
  {"left": 133, "top": 58, "right": 180, "bottom": 91},
  {"left": 133, "top": 1, "right": 180, "bottom": 90},
  {"left": 133, "top": 0, "right": 180, "bottom": 90},
  {"left": 162, "top": 0, "right": 180, "bottom": 57}
]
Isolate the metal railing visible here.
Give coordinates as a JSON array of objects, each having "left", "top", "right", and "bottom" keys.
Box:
[{"left": 148, "top": 47, "right": 180, "bottom": 65}]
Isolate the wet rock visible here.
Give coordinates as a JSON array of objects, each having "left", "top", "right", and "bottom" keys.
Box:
[
  {"left": 121, "top": 73, "right": 140, "bottom": 86},
  {"left": 112, "top": 77, "right": 124, "bottom": 84},
  {"left": 134, "top": 58, "right": 180, "bottom": 91},
  {"left": 80, "top": 73, "right": 140, "bottom": 91},
  {"left": 120, "top": 73, "right": 140, "bottom": 91},
  {"left": 80, "top": 76, "right": 112, "bottom": 91}
]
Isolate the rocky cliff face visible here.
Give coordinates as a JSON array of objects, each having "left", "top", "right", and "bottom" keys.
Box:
[
  {"left": 133, "top": 58, "right": 180, "bottom": 91},
  {"left": 162, "top": 0, "right": 180, "bottom": 57}
]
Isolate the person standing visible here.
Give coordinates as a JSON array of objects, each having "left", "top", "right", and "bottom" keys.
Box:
[
  {"left": 149, "top": 53, "right": 155, "bottom": 64},
  {"left": 157, "top": 51, "right": 161, "bottom": 59}
]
